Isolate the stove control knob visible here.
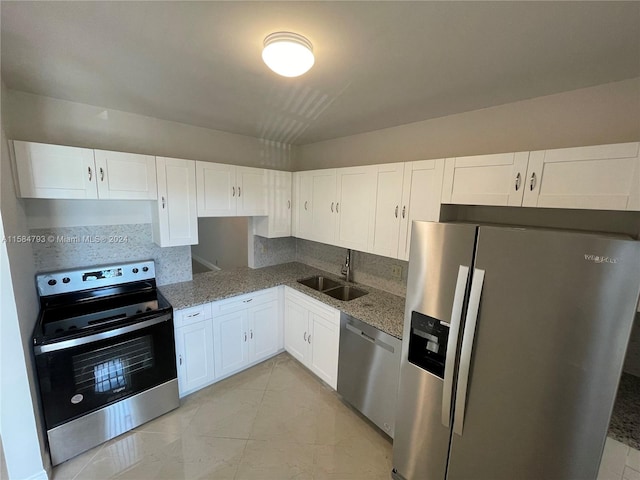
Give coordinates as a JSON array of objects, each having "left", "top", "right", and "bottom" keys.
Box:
[
  {"left": 62, "top": 277, "right": 71, "bottom": 284},
  {"left": 47, "top": 279, "right": 57, "bottom": 286},
  {"left": 142, "top": 266, "right": 149, "bottom": 272},
  {"left": 132, "top": 268, "right": 139, "bottom": 274}
]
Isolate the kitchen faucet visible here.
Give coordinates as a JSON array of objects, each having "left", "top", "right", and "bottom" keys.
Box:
[{"left": 341, "top": 249, "right": 353, "bottom": 282}]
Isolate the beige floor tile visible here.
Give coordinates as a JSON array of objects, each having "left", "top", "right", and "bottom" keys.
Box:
[
  {"left": 624, "top": 466, "right": 640, "bottom": 480},
  {"left": 602, "top": 438, "right": 631, "bottom": 476},
  {"left": 213, "top": 358, "right": 275, "bottom": 391},
  {"left": 235, "top": 439, "right": 315, "bottom": 480},
  {"left": 74, "top": 431, "right": 179, "bottom": 479},
  {"left": 266, "top": 355, "right": 326, "bottom": 393},
  {"left": 628, "top": 448, "right": 640, "bottom": 472},
  {"left": 134, "top": 399, "right": 201, "bottom": 435},
  {"left": 186, "top": 388, "right": 264, "bottom": 439},
  {"left": 50, "top": 444, "right": 105, "bottom": 480}
]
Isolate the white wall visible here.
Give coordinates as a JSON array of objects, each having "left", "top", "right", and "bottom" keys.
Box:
[
  {"left": 192, "top": 217, "right": 249, "bottom": 270},
  {"left": 2, "top": 89, "right": 293, "bottom": 171},
  {"left": 296, "top": 78, "right": 640, "bottom": 170}
]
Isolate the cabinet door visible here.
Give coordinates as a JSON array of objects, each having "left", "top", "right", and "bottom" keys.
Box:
[
  {"left": 335, "top": 166, "right": 377, "bottom": 251},
  {"left": 153, "top": 157, "right": 198, "bottom": 247},
  {"left": 237, "top": 167, "right": 267, "bottom": 216},
  {"left": 441, "top": 152, "right": 529, "bottom": 207},
  {"left": 270, "top": 171, "right": 292, "bottom": 237},
  {"left": 213, "top": 310, "right": 249, "bottom": 378},
  {"left": 371, "top": 163, "right": 405, "bottom": 258},
  {"left": 522, "top": 143, "right": 640, "bottom": 211},
  {"left": 284, "top": 296, "right": 309, "bottom": 363},
  {"left": 308, "top": 309, "right": 340, "bottom": 389},
  {"left": 397, "top": 159, "right": 445, "bottom": 261},
  {"left": 94, "top": 150, "right": 157, "bottom": 200},
  {"left": 196, "top": 161, "right": 237, "bottom": 216},
  {"left": 296, "top": 172, "right": 314, "bottom": 239},
  {"left": 311, "top": 169, "right": 337, "bottom": 244},
  {"left": 175, "top": 320, "right": 215, "bottom": 396},
  {"left": 13, "top": 141, "right": 97, "bottom": 199},
  {"left": 248, "top": 300, "right": 279, "bottom": 362}
]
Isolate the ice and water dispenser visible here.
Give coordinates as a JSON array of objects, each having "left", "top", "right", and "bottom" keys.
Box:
[{"left": 407, "top": 311, "right": 449, "bottom": 379}]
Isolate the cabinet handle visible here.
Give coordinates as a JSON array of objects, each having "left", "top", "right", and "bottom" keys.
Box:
[
  {"left": 304, "top": 201, "right": 308, "bottom": 210},
  {"left": 179, "top": 355, "right": 182, "bottom": 366},
  {"left": 162, "top": 196, "right": 166, "bottom": 209},
  {"left": 402, "top": 206, "right": 406, "bottom": 219},
  {"left": 308, "top": 334, "right": 311, "bottom": 344},
  {"left": 395, "top": 205, "right": 399, "bottom": 218},
  {"left": 331, "top": 202, "right": 334, "bottom": 212},
  {"left": 238, "top": 186, "right": 241, "bottom": 197},
  {"left": 287, "top": 200, "right": 291, "bottom": 209},
  {"left": 232, "top": 186, "right": 236, "bottom": 197},
  {"left": 100, "top": 167, "right": 105, "bottom": 182},
  {"left": 88, "top": 166, "right": 92, "bottom": 181},
  {"left": 250, "top": 329, "right": 253, "bottom": 339},
  {"left": 336, "top": 202, "right": 339, "bottom": 213},
  {"left": 244, "top": 332, "right": 247, "bottom": 342},
  {"left": 243, "top": 298, "right": 253, "bottom": 303},
  {"left": 529, "top": 172, "right": 537, "bottom": 191},
  {"left": 304, "top": 331, "right": 307, "bottom": 341},
  {"left": 186, "top": 312, "right": 201, "bottom": 318},
  {"left": 515, "top": 172, "right": 521, "bottom": 191}
]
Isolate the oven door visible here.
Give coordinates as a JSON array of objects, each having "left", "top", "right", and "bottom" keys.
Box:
[{"left": 34, "top": 313, "right": 176, "bottom": 429}]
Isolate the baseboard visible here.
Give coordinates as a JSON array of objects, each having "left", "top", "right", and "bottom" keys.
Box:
[
  {"left": 24, "top": 469, "right": 49, "bottom": 480},
  {"left": 191, "top": 254, "right": 221, "bottom": 271}
]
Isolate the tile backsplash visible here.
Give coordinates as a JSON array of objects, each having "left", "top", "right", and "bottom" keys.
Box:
[
  {"left": 30, "top": 224, "right": 191, "bottom": 285},
  {"left": 252, "top": 235, "right": 296, "bottom": 268}
]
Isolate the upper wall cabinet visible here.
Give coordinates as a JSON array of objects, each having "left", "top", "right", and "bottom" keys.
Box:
[
  {"left": 94, "top": 150, "right": 157, "bottom": 200},
  {"left": 196, "top": 161, "right": 267, "bottom": 217},
  {"left": 153, "top": 157, "right": 198, "bottom": 247},
  {"left": 522, "top": 143, "right": 640, "bottom": 211},
  {"left": 371, "top": 163, "right": 405, "bottom": 258},
  {"left": 311, "top": 169, "right": 338, "bottom": 245},
  {"left": 293, "top": 171, "right": 314, "bottom": 240},
  {"left": 335, "top": 166, "right": 377, "bottom": 251},
  {"left": 441, "top": 152, "right": 530, "bottom": 207},
  {"left": 253, "top": 170, "right": 292, "bottom": 238},
  {"left": 397, "top": 159, "right": 445, "bottom": 261},
  {"left": 13, "top": 141, "right": 157, "bottom": 200}
]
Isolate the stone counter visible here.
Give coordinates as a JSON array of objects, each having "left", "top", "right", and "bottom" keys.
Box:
[{"left": 159, "top": 262, "right": 405, "bottom": 340}]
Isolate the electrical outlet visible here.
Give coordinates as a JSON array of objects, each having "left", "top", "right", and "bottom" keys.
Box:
[{"left": 391, "top": 265, "right": 403, "bottom": 279}]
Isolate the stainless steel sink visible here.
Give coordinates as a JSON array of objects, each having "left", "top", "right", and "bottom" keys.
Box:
[
  {"left": 297, "top": 276, "right": 343, "bottom": 292},
  {"left": 323, "top": 285, "right": 368, "bottom": 301}
]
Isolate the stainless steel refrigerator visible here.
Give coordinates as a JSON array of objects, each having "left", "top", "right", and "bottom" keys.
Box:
[{"left": 392, "top": 222, "right": 640, "bottom": 480}]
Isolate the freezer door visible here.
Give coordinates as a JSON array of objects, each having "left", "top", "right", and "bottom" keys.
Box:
[
  {"left": 392, "top": 221, "right": 477, "bottom": 480},
  {"left": 447, "top": 226, "right": 640, "bottom": 480}
]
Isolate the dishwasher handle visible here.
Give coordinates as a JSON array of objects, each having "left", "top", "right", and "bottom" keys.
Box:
[{"left": 345, "top": 321, "right": 395, "bottom": 354}]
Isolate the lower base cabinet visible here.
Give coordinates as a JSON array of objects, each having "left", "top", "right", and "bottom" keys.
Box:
[
  {"left": 213, "top": 288, "right": 281, "bottom": 380},
  {"left": 284, "top": 287, "right": 340, "bottom": 389}
]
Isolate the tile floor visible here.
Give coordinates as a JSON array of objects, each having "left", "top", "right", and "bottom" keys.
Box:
[
  {"left": 598, "top": 437, "right": 640, "bottom": 480},
  {"left": 52, "top": 353, "right": 392, "bottom": 480}
]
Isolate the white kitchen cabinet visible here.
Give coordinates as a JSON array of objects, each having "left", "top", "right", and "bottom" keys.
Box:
[
  {"left": 13, "top": 141, "right": 158, "bottom": 200},
  {"left": 253, "top": 170, "right": 292, "bottom": 238},
  {"left": 13, "top": 141, "right": 98, "bottom": 199},
  {"left": 293, "top": 171, "right": 314, "bottom": 240},
  {"left": 93, "top": 150, "right": 157, "bottom": 200},
  {"left": 522, "top": 143, "right": 640, "bottom": 211},
  {"left": 371, "top": 163, "right": 405, "bottom": 258},
  {"left": 311, "top": 169, "right": 338, "bottom": 244},
  {"left": 441, "top": 152, "right": 530, "bottom": 207},
  {"left": 283, "top": 287, "right": 340, "bottom": 389},
  {"left": 196, "top": 162, "right": 266, "bottom": 217},
  {"left": 152, "top": 157, "right": 198, "bottom": 247},
  {"left": 212, "top": 288, "right": 281, "bottom": 380},
  {"left": 397, "top": 159, "right": 445, "bottom": 261},
  {"left": 335, "top": 166, "right": 377, "bottom": 251},
  {"left": 174, "top": 303, "right": 215, "bottom": 397}
]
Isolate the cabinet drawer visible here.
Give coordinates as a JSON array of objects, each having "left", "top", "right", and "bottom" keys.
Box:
[
  {"left": 213, "top": 288, "right": 278, "bottom": 314},
  {"left": 174, "top": 303, "right": 212, "bottom": 327}
]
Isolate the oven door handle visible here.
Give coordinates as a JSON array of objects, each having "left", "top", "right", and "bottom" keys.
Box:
[{"left": 34, "top": 314, "right": 172, "bottom": 354}]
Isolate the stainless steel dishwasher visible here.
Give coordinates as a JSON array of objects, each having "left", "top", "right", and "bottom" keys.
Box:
[{"left": 337, "top": 313, "right": 402, "bottom": 438}]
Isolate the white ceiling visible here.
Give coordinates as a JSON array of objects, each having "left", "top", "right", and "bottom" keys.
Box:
[{"left": 2, "top": 2, "right": 639, "bottom": 145}]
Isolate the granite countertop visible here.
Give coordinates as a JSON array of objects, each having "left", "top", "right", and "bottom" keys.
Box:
[
  {"left": 609, "top": 372, "right": 640, "bottom": 450},
  {"left": 159, "top": 262, "right": 406, "bottom": 339}
]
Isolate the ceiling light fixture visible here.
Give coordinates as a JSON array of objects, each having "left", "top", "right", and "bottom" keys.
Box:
[{"left": 262, "top": 32, "right": 314, "bottom": 78}]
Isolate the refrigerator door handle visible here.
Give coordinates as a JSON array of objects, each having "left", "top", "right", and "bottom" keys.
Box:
[
  {"left": 453, "top": 268, "right": 485, "bottom": 436},
  {"left": 442, "top": 265, "right": 470, "bottom": 428}
]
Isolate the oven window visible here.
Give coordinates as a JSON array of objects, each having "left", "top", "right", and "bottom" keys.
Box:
[{"left": 73, "top": 336, "right": 154, "bottom": 395}]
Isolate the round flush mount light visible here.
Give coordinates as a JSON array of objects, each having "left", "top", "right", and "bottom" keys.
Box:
[{"left": 262, "top": 32, "right": 314, "bottom": 77}]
